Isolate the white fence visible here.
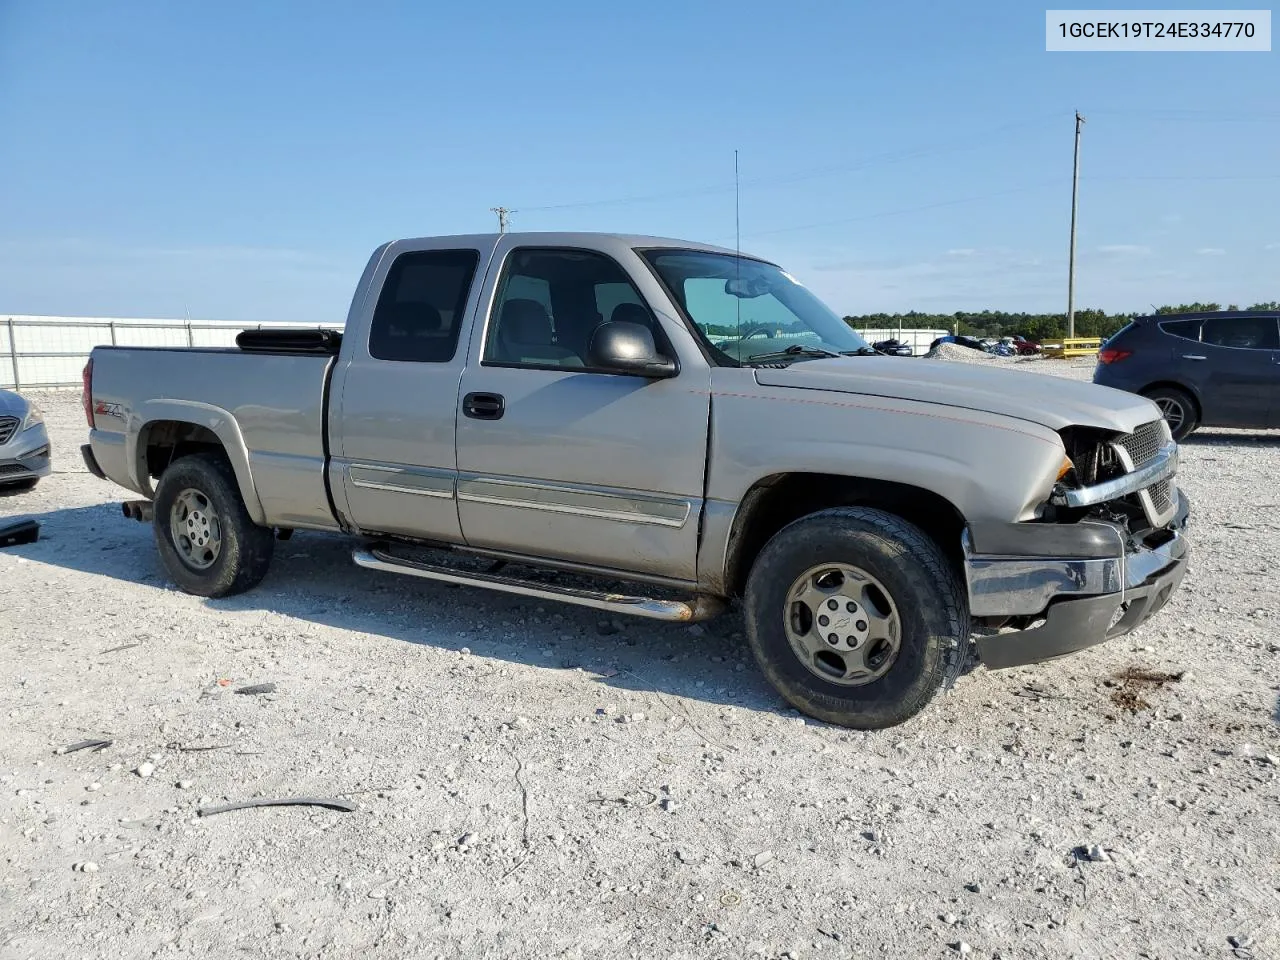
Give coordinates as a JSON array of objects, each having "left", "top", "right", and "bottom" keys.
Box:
[
  {"left": 1, "top": 315, "right": 951, "bottom": 391},
  {"left": 1, "top": 315, "right": 334, "bottom": 389}
]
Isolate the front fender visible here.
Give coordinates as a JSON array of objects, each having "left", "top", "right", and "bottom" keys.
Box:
[{"left": 131, "top": 399, "right": 267, "bottom": 525}]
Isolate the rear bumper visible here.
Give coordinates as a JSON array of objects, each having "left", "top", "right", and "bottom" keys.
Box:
[
  {"left": 0, "top": 422, "right": 52, "bottom": 483},
  {"left": 965, "top": 490, "right": 1191, "bottom": 669},
  {"left": 81, "top": 442, "right": 107, "bottom": 479}
]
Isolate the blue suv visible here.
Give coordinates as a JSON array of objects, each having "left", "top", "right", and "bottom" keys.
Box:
[{"left": 1093, "top": 311, "right": 1279, "bottom": 440}]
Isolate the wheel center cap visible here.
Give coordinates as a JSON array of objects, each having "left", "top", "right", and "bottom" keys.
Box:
[{"left": 816, "top": 594, "right": 871, "bottom": 651}]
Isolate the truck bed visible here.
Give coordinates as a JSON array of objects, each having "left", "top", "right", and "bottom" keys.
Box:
[{"left": 87, "top": 346, "right": 339, "bottom": 531}]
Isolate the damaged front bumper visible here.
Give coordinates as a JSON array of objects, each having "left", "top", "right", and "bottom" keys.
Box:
[{"left": 963, "top": 489, "right": 1190, "bottom": 669}]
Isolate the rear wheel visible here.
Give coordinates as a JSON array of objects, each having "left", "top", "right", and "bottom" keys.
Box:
[
  {"left": 152, "top": 453, "right": 274, "bottom": 597},
  {"left": 1144, "top": 386, "right": 1198, "bottom": 441},
  {"left": 743, "top": 507, "right": 968, "bottom": 730}
]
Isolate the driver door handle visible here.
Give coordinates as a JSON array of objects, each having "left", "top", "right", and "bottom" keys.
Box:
[
  {"left": 1182, "top": 354, "right": 1207, "bottom": 361},
  {"left": 463, "top": 392, "right": 505, "bottom": 420}
]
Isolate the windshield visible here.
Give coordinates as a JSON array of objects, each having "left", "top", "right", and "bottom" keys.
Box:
[{"left": 640, "top": 249, "right": 870, "bottom": 365}]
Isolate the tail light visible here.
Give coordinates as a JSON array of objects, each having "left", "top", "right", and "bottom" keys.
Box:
[
  {"left": 1097, "top": 347, "right": 1132, "bottom": 365},
  {"left": 82, "top": 359, "right": 94, "bottom": 427}
]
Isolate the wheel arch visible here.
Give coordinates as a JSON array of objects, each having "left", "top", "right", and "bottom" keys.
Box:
[
  {"left": 1139, "top": 380, "right": 1203, "bottom": 419},
  {"left": 719, "top": 472, "right": 968, "bottom": 598},
  {"left": 130, "top": 401, "right": 266, "bottom": 524}
]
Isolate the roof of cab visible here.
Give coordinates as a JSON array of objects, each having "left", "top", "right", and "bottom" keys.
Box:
[{"left": 388, "top": 231, "right": 752, "bottom": 258}]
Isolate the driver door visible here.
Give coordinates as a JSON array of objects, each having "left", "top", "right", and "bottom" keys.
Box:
[{"left": 454, "top": 243, "right": 712, "bottom": 583}]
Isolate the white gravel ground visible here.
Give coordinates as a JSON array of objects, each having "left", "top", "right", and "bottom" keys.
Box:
[{"left": 2, "top": 365, "right": 1278, "bottom": 960}]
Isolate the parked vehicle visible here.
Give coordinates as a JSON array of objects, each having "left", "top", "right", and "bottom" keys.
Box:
[
  {"left": 1011, "top": 335, "right": 1041, "bottom": 356},
  {"left": 0, "top": 389, "right": 50, "bottom": 490},
  {"left": 82, "top": 232, "right": 1190, "bottom": 729},
  {"left": 872, "top": 338, "right": 913, "bottom": 357},
  {"left": 1093, "top": 310, "right": 1279, "bottom": 440},
  {"left": 928, "top": 334, "right": 987, "bottom": 353}
]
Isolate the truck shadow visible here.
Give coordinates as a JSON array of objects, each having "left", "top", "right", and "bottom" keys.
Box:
[{"left": 3, "top": 502, "right": 809, "bottom": 723}]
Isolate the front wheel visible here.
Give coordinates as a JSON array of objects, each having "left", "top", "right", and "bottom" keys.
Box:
[
  {"left": 744, "top": 507, "right": 968, "bottom": 730},
  {"left": 152, "top": 452, "right": 274, "bottom": 597}
]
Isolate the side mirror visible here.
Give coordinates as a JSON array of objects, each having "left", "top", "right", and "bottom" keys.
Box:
[{"left": 587, "top": 321, "right": 677, "bottom": 378}]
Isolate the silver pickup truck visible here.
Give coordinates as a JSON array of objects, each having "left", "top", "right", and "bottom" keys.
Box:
[{"left": 81, "top": 232, "right": 1189, "bottom": 729}]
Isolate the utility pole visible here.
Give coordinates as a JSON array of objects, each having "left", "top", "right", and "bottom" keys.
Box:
[
  {"left": 1067, "top": 110, "right": 1085, "bottom": 339},
  {"left": 490, "top": 206, "right": 513, "bottom": 233}
]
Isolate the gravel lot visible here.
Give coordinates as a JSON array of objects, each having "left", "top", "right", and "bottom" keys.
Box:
[{"left": 3, "top": 362, "right": 1278, "bottom": 960}]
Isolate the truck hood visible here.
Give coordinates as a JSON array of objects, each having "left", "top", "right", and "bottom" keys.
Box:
[{"left": 752, "top": 357, "right": 1159, "bottom": 433}]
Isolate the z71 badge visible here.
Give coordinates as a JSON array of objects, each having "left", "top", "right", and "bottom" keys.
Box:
[{"left": 93, "top": 401, "right": 123, "bottom": 419}]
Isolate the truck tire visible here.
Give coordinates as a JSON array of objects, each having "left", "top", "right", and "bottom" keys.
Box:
[
  {"left": 152, "top": 452, "right": 274, "bottom": 598},
  {"left": 743, "top": 507, "right": 968, "bottom": 730},
  {"left": 1142, "top": 386, "right": 1198, "bottom": 441}
]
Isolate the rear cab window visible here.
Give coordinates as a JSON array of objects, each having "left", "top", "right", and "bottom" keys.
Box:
[{"left": 368, "top": 250, "right": 481, "bottom": 362}]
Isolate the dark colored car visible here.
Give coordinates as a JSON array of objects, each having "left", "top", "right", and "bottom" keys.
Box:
[
  {"left": 1092, "top": 311, "right": 1279, "bottom": 440},
  {"left": 872, "top": 338, "right": 913, "bottom": 357},
  {"left": 929, "top": 334, "right": 986, "bottom": 352}
]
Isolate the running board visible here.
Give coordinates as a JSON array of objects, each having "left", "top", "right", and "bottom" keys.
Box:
[{"left": 352, "top": 546, "right": 723, "bottom": 623}]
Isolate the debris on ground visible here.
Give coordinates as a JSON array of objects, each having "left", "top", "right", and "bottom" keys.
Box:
[
  {"left": 1109, "top": 666, "right": 1184, "bottom": 713},
  {"left": 54, "top": 739, "right": 112, "bottom": 755},
  {"left": 234, "top": 682, "right": 278, "bottom": 695},
  {"left": 0, "top": 519, "right": 39, "bottom": 548},
  {"left": 99, "top": 642, "right": 141, "bottom": 655},
  {"left": 197, "top": 797, "right": 358, "bottom": 817}
]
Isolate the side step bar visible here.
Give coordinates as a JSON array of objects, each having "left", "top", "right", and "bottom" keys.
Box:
[{"left": 352, "top": 546, "right": 724, "bottom": 623}]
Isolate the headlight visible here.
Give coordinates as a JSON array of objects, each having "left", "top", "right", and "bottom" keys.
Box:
[{"left": 22, "top": 404, "right": 44, "bottom": 431}]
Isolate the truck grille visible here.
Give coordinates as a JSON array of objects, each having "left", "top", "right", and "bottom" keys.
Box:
[
  {"left": 1148, "top": 479, "right": 1175, "bottom": 515},
  {"left": 1115, "top": 420, "right": 1166, "bottom": 468},
  {"left": 1108, "top": 420, "right": 1177, "bottom": 529},
  {"left": 0, "top": 416, "right": 18, "bottom": 445}
]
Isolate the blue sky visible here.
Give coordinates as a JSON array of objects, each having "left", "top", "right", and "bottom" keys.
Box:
[{"left": 1, "top": 0, "right": 1276, "bottom": 321}]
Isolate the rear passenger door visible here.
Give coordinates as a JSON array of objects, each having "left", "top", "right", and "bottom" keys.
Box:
[
  {"left": 1198, "top": 316, "right": 1279, "bottom": 428},
  {"left": 329, "top": 238, "right": 497, "bottom": 540}
]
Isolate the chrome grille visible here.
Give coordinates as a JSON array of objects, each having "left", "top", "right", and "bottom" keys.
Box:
[
  {"left": 0, "top": 416, "right": 18, "bottom": 445},
  {"left": 1115, "top": 420, "right": 1165, "bottom": 468},
  {"left": 1148, "top": 479, "right": 1174, "bottom": 515}
]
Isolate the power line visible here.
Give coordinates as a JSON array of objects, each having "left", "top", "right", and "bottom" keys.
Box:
[
  {"left": 516, "top": 113, "right": 1064, "bottom": 214},
  {"left": 737, "top": 180, "right": 1063, "bottom": 240},
  {"left": 723, "top": 173, "right": 1273, "bottom": 243}
]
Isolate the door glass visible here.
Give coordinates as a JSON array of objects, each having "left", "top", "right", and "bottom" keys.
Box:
[
  {"left": 1201, "top": 317, "right": 1280, "bottom": 350},
  {"left": 368, "top": 250, "right": 480, "bottom": 362},
  {"left": 485, "top": 248, "right": 658, "bottom": 368}
]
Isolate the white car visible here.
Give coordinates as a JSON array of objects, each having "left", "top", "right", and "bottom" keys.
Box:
[{"left": 0, "top": 388, "right": 51, "bottom": 490}]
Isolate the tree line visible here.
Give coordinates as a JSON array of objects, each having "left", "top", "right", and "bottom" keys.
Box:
[{"left": 843, "top": 302, "right": 1280, "bottom": 341}]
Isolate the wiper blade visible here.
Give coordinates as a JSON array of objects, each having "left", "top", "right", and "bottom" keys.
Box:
[
  {"left": 840, "top": 347, "right": 880, "bottom": 356},
  {"left": 744, "top": 344, "right": 842, "bottom": 364}
]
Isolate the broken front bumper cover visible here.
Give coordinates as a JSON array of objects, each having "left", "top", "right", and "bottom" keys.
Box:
[{"left": 964, "top": 489, "right": 1190, "bottom": 669}]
